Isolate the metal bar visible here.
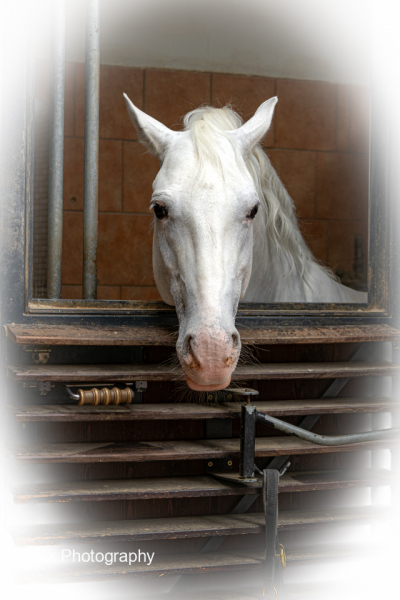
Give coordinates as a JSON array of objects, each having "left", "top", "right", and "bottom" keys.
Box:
[
  {"left": 82, "top": 0, "right": 100, "bottom": 299},
  {"left": 239, "top": 404, "right": 257, "bottom": 478},
  {"left": 267, "top": 342, "right": 375, "bottom": 471},
  {"left": 47, "top": 0, "right": 65, "bottom": 299},
  {"left": 256, "top": 411, "right": 399, "bottom": 445}
]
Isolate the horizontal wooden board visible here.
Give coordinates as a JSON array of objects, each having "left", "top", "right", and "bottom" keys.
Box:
[
  {"left": 7, "top": 397, "right": 399, "bottom": 422},
  {"left": 7, "top": 360, "right": 400, "bottom": 383},
  {"left": 144, "top": 585, "right": 346, "bottom": 600},
  {"left": 19, "top": 550, "right": 262, "bottom": 583},
  {"left": 9, "top": 436, "right": 398, "bottom": 463},
  {"left": 18, "top": 544, "right": 374, "bottom": 583},
  {"left": 11, "top": 506, "right": 388, "bottom": 546},
  {"left": 145, "top": 584, "right": 347, "bottom": 600},
  {"left": 6, "top": 323, "right": 400, "bottom": 346},
  {"left": 12, "top": 469, "right": 393, "bottom": 503}
]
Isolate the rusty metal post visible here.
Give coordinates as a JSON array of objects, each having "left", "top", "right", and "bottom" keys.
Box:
[
  {"left": 82, "top": 0, "right": 100, "bottom": 299},
  {"left": 47, "top": 0, "right": 65, "bottom": 299}
]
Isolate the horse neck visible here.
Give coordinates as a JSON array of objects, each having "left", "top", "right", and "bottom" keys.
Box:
[
  {"left": 245, "top": 221, "right": 312, "bottom": 302},
  {"left": 243, "top": 149, "right": 325, "bottom": 302}
]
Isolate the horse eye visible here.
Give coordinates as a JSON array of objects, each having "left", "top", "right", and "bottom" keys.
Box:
[
  {"left": 153, "top": 203, "right": 168, "bottom": 220},
  {"left": 247, "top": 205, "right": 259, "bottom": 220}
]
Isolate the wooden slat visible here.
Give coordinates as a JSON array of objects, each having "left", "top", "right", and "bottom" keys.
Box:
[
  {"left": 7, "top": 360, "right": 400, "bottom": 383},
  {"left": 11, "top": 506, "right": 388, "bottom": 546},
  {"left": 7, "top": 397, "right": 399, "bottom": 421},
  {"left": 145, "top": 586, "right": 342, "bottom": 600},
  {"left": 20, "top": 551, "right": 262, "bottom": 583},
  {"left": 12, "top": 469, "right": 393, "bottom": 503},
  {"left": 6, "top": 323, "right": 400, "bottom": 347},
  {"left": 18, "top": 544, "right": 374, "bottom": 583},
  {"left": 146, "top": 585, "right": 346, "bottom": 600},
  {"left": 9, "top": 436, "right": 398, "bottom": 463}
]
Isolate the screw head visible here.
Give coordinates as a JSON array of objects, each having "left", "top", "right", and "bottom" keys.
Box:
[
  {"left": 208, "top": 461, "right": 213, "bottom": 467},
  {"left": 208, "top": 394, "right": 214, "bottom": 401},
  {"left": 227, "top": 460, "right": 233, "bottom": 466}
]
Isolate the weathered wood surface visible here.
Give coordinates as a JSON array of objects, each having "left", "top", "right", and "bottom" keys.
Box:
[
  {"left": 13, "top": 469, "right": 392, "bottom": 503},
  {"left": 7, "top": 397, "right": 399, "bottom": 421},
  {"left": 145, "top": 585, "right": 346, "bottom": 600},
  {"left": 18, "top": 544, "right": 373, "bottom": 583},
  {"left": 6, "top": 323, "right": 400, "bottom": 346},
  {"left": 8, "top": 361, "right": 400, "bottom": 383},
  {"left": 20, "top": 551, "right": 262, "bottom": 583},
  {"left": 10, "top": 437, "right": 398, "bottom": 463},
  {"left": 11, "top": 506, "right": 386, "bottom": 545}
]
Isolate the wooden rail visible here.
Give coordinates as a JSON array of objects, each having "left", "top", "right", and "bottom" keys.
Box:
[
  {"left": 7, "top": 360, "right": 400, "bottom": 382},
  {"left": 18, "top": 544, "right": 376, "bottom": 583},
  {"left": 11, "top": 469, "right": 394, "bottom": 503},
  {"left": 5, "top": 323, "right": 400, "bottom": 346},
  {"left": 10, "top": 437, "right": 398, "bottom": 463},
  {"left": 11, "top": 506, "right": 388, "bottom": 545},
  {"left": 7, "top": 397, "right": 398, "bottom": 421}
]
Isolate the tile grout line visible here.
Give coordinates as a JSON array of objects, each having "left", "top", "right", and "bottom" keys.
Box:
[
  {"left": 314, "top": 151, "right": 318, "bottom": 218},
  {"left": 143, "top": 70, "right": 146, "bottom": 111},
  {"left": 334, "top": 84, "right": 339, "bottom": 152},
  {"left": 348, "top": 85, "right": 352, "bottom": 152},
  {"left": 121, "top": 141, "right": 124, "bottom": 213},
  {"left": 73, "top": 63, "right": 77, "bottom": 136},
  {"left": 273, "top": 78, "right": 277, "bottom": 147}
]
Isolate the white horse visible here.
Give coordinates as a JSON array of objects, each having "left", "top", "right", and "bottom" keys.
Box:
[{"left": 124, "top": 94, "right": 367, "bottom": 391}]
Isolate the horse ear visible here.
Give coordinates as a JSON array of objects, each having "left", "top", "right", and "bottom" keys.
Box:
[
  {"left": 230, "top": 96, "right": 278, "bottom": 156},
  {"left": 123, "top": 93, "right": 175, "bottom": 158}
]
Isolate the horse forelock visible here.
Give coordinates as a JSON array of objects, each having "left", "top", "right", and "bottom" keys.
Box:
[{"left": 181, "top": 105, "right": 336, "bottom": 287}]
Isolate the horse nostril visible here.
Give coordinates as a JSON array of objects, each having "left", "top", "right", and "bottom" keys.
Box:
[
  {"left": 184, "top": 335, "right": 201, "bottom": 369},
  {"left": 231, "top": 332, "right": 240, "bottom": 351}
]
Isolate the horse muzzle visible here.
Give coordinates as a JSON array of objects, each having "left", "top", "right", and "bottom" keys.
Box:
[{"left": 177, "top": 325, "right": 240, "bottom": 391}]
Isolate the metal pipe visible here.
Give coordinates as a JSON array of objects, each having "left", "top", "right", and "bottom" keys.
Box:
[
  {"left": 65, "top": 386, "right": 80, "bottom": 400},
  {"left": 257, "top": 412, "right": 400, "bottom": 446},
  {"left": 47, "top": 0, "right": 65, "bottom": 299},
  {"left": 82, "top": 0, "right": 100, "bottom": 299}
]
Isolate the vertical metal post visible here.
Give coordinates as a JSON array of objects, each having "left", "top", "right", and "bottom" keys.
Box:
[
  {"left": 239, "top": 404, "right": 257, "bottom": 478},
  {"left": 47, "top": 0, "right": 65, "bottom": 299},
  {"left": 83, "top": 0, "right": 100, "bottom": 299}
]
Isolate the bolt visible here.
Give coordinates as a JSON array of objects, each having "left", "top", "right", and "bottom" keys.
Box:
[
  {"left": 208, "top": 461, "right": 213, "bottom": 467},
  {"left": 227, "top": 460, "right": 233, "bottom": 466},
  {"left": 208, "top": 394, "right": 213, "bottom": 401}
]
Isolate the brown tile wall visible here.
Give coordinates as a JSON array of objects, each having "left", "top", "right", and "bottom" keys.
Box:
[{"left": 35, "top": 62, "right": 369, "bottom": 299}]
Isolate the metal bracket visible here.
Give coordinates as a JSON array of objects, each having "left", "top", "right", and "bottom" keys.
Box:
[
  {"left": 205, "top": 415, "right": 233, "bottom": 473},
  {"left": 38, "top": 382, "right": 53, "bottom": 395},
  {"left": 23, "top": 347, "right": 51, "bottom": 365},
  {"left": 206, "top": 458, "right": 233, "bottom": 473},
  {"left": 135, "top": 381, "right": 147, "bottom": 390},
  {"left": 133, "top": 381, "right": 147, "bottom": 404}
]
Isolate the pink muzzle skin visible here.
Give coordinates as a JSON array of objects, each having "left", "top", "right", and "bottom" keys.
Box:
[{"left": 185, "top": 375, "right": 232, "bottom": 392}]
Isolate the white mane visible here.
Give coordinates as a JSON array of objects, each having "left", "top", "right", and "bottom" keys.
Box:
[{"left": 183, "top": 105, "right": 335, "bottom": 288}]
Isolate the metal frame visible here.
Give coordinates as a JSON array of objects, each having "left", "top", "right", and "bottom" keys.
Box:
[{"left": 1, "top": 16, "right": 398, "bottom": 330}]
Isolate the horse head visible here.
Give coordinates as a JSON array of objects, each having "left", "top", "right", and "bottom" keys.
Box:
[{"left": 124, "top": 94, "right": 277, "bottom": 391}]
